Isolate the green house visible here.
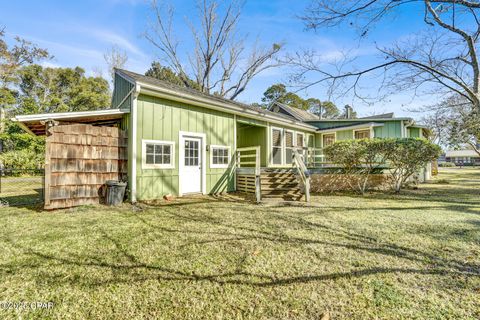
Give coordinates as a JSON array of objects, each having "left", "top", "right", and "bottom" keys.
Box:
[{"left": 15, "top": 69, "right": 429, "bottom": 204}]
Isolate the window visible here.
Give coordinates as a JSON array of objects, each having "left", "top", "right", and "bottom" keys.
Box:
[
  {"left": 210, "top": 145, "right": 230, "bottom": 168},
  {"left": 184, "top": 140, "right": 199, "bottom": 166},
  {"left": 272, "top": 128, "right": 282, "bottom": 165},
  {"left": 285, "top": 130, "right": 294, "bottom": 164},
  {"left": 322, "top": 133, "right": 336, "bottom": 147},
  {"left": 296, "top": 133, "right": 304, "bottom": 148},
  {"left": 142, "top": 140, "right": 175, "bottom": 169},
  {"left": 354, "top": 129, "right": 371, "bottom": 139}
]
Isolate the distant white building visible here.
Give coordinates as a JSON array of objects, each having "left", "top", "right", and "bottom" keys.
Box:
[{"left": 445, "top": 149, "right": 480, "bottom": 165}]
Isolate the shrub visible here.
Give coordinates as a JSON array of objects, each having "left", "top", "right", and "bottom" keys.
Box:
[
  {"left": 381, "top": 138, "right": 441, "bottom": 193},
  {"left": 323, "top": 139, "right": 387, "bottom": 194},
  {"left": 0, "top": 149, "right": 44, "bottom": 170},
  {"left": 324, "top": 138, "right": 441, "bottom": 194},
  {"left": 439, "top": 162, "right": 456, "bottom": 167}
]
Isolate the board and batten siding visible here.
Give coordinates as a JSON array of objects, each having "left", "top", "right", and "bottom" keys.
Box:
[
  {"left": 111, "top": 73, "right": 134, "bottom": 110},
  {"left": 373, "top": 121, "right": 403, "bottom": 138},
  {"left": 236, "top": 122, "right": 268, "bottom": 166},
  {"left": 408, "top": 127, "right": 421, "bottom": 138},
  {"left": 135, "top": 94, "right": 235, "bottom": 200}
]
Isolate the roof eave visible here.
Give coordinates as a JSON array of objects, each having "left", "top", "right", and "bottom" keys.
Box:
[
  {"left": 13, "top": 109, "right": 129, "bottom": 123},
  {"left": 317, "top": 122, "right": 384, "bottom": 133},
  {"left": 136, "top": 82, "right": 318, "bottom": 132}
]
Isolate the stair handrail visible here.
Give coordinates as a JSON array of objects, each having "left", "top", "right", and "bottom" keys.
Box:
[
  {"left": 292, "top": 149, "right": 311, "bottom": 202},
  {"left": 236, "top": 146, "right": 261, "bottom": 202}
]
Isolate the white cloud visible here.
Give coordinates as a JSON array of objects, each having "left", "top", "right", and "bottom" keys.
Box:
[{"left": 82, "top": 28, "right": 147, "bottom": 58}]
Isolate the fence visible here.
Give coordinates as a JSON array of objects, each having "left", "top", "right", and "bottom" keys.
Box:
[{"left": 0, "top": 169, "right": 45, "bottom": 206}]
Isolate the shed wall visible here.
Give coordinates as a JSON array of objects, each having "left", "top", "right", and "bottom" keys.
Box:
[
  {"left": 135, "top": 95, "right": 236, "bottom": 200},
  {"left": 44, "top": 124, "right": 128, "bottom": 209}
]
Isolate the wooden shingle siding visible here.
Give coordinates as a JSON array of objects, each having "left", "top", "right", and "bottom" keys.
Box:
[{"left": 44, "top": 124, "right": 128, "bottom": 209}]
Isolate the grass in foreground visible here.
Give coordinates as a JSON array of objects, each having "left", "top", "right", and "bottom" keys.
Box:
[{"left": 0, "top": 168, "right": 479, "bottom": 319}]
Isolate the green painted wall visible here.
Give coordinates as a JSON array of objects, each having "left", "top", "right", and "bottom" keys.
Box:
[
  {"left": 237, "top": 123, "right": 268, "bottom": 166},
  {"left": 310, "top": 120, "right": 404, "bottom": 139},
  {"left": 112, "top": 73, "right": 134, "bottom": 110},
  {"left": 135, "top": 94, "right": 235, "bottom": 200},
  {"left": 374, "top": 121, "right": 403, "bottom": 138},
  {"left": 336, "top": 130, "right": 353, "bottom": 141},
  {"left": 408, "top": 127, "right": 420, "bottom": 138}
]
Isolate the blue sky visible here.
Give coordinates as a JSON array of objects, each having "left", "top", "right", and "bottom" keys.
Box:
[{"left": 0, "top": 0, "right": 437, "bottom": 117}]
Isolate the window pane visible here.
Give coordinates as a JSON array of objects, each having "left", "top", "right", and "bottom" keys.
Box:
[
  {"left": 146, "top": 154, "right": 154, "bottom": 164},
  {"left": 163, "top": 155, "right": 170, "bottom": 164},
  {"left": 272, "top": 147, "right": 282, "bottom": 164},
  {"left": 163, "top": 145, "right": 171, "bottom": 155},
  {"left": 272, "top": 129, "right": 281, "bottom": 147},
  {"left": 297, "top": 134, "right": 304, "bottom": 147},
  {"left": 285, "top": 148, "right": 293, "bottom": 164},
  {"left": 355, "top": 130, "right": 370, "bottom": 139},
  {"left": 155, "top": 155, "right": 163, "bottom": 164},
  {"left": 323, "top": 134, "right": 335, "bottom": 146},
  {"left": 146, "top": 144, "right": 155, "bottom": 154},
  {"left": 213, "top": 149, "right": 218, "bottom": 157},
  {"left": 285, "top": 131, "right": 293, "bottom": 147}
]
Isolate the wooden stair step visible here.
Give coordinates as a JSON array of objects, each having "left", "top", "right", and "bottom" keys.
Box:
[
  {"left": 261, "top": 182, "right": 299, "bottom": 188},
  {"left": 262, "top": 194, "right": 304, "bottom": 200},
  {"left": 262, "top": 189, "right": 302, "bottom": 195},
  {"left": 261, "top": 174, "right": 296, "bottom": 179}
]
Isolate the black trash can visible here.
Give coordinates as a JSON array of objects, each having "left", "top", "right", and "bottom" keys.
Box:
[{"left": 105, "top": 180, "right": 127, "bottom": 206}]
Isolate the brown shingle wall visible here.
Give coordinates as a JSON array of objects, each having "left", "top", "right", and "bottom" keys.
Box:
[{"left": 44, "top": 124, "right": 127, "bottom": 209}]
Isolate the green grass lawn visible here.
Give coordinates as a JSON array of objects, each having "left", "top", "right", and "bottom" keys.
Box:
[{"left": 1, "top": 168, "right": 479, "bottom": 319}]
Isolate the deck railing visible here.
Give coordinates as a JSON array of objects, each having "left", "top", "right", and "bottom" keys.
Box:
[
  {"left": 292, "top": 149, "right": 310, "bottom": 202},
  {"left": 236, "top": 146, "right": 261, "bottom": 202},
  {"left": 306, "top": 147, "right": 327, "bottom": 167}
]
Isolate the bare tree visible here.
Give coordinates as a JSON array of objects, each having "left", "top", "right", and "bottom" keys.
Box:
[
  {"left": 144, "top": 0, "right": 283, "bottom": 100},
  {"left": 104, "top": 45, "right": 128, "bottom": 83},
  {"left": 292, "top": 1, "right": 480, "bottom": 111}
]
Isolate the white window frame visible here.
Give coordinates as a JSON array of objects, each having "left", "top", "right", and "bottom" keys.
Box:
[
  {"left": 353, "top": 128, "right": 374, "bottom": 139},
  {"left": 321, "top": 133, "right": 336, "bottom": 148},
  {"left": 142, "top": 139, "right": 175, "bottom": 169},
  {"left": 271, "top": 126, "right": 284, "bottom": 165},
  {"left": 210, "top": 145, "right": 231, "bottom": 169}
]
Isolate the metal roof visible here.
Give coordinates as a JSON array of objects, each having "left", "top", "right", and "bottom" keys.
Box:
[
  {"left": 13, "top": 109, "right": 128, "bottom": 136},
  {"left": 268, "top": 102, "right": 320, "bottom": 121},
  {"left": 115, "top": 69, "right": 318, "bottom": 132}
]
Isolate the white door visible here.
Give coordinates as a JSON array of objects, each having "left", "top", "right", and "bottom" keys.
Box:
[{"left": 181, "top": 136, "right": 202, "bottom": 194}]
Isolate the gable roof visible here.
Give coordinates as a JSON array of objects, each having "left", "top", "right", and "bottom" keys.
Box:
[
  {"left": 268, "top": 102, "right": 320, "bottom": 121},
  {"left": 115, "top": 69, "right": 317, "bottom": 132}
]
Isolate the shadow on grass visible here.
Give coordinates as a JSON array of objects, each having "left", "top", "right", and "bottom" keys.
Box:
[{"left": 3, "top": 205, "right": 479, "bottom": 290}]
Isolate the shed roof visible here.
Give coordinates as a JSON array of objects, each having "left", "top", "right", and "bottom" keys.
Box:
[{"left": 13, "top": 109, "right": 128, "bottom": 136}]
